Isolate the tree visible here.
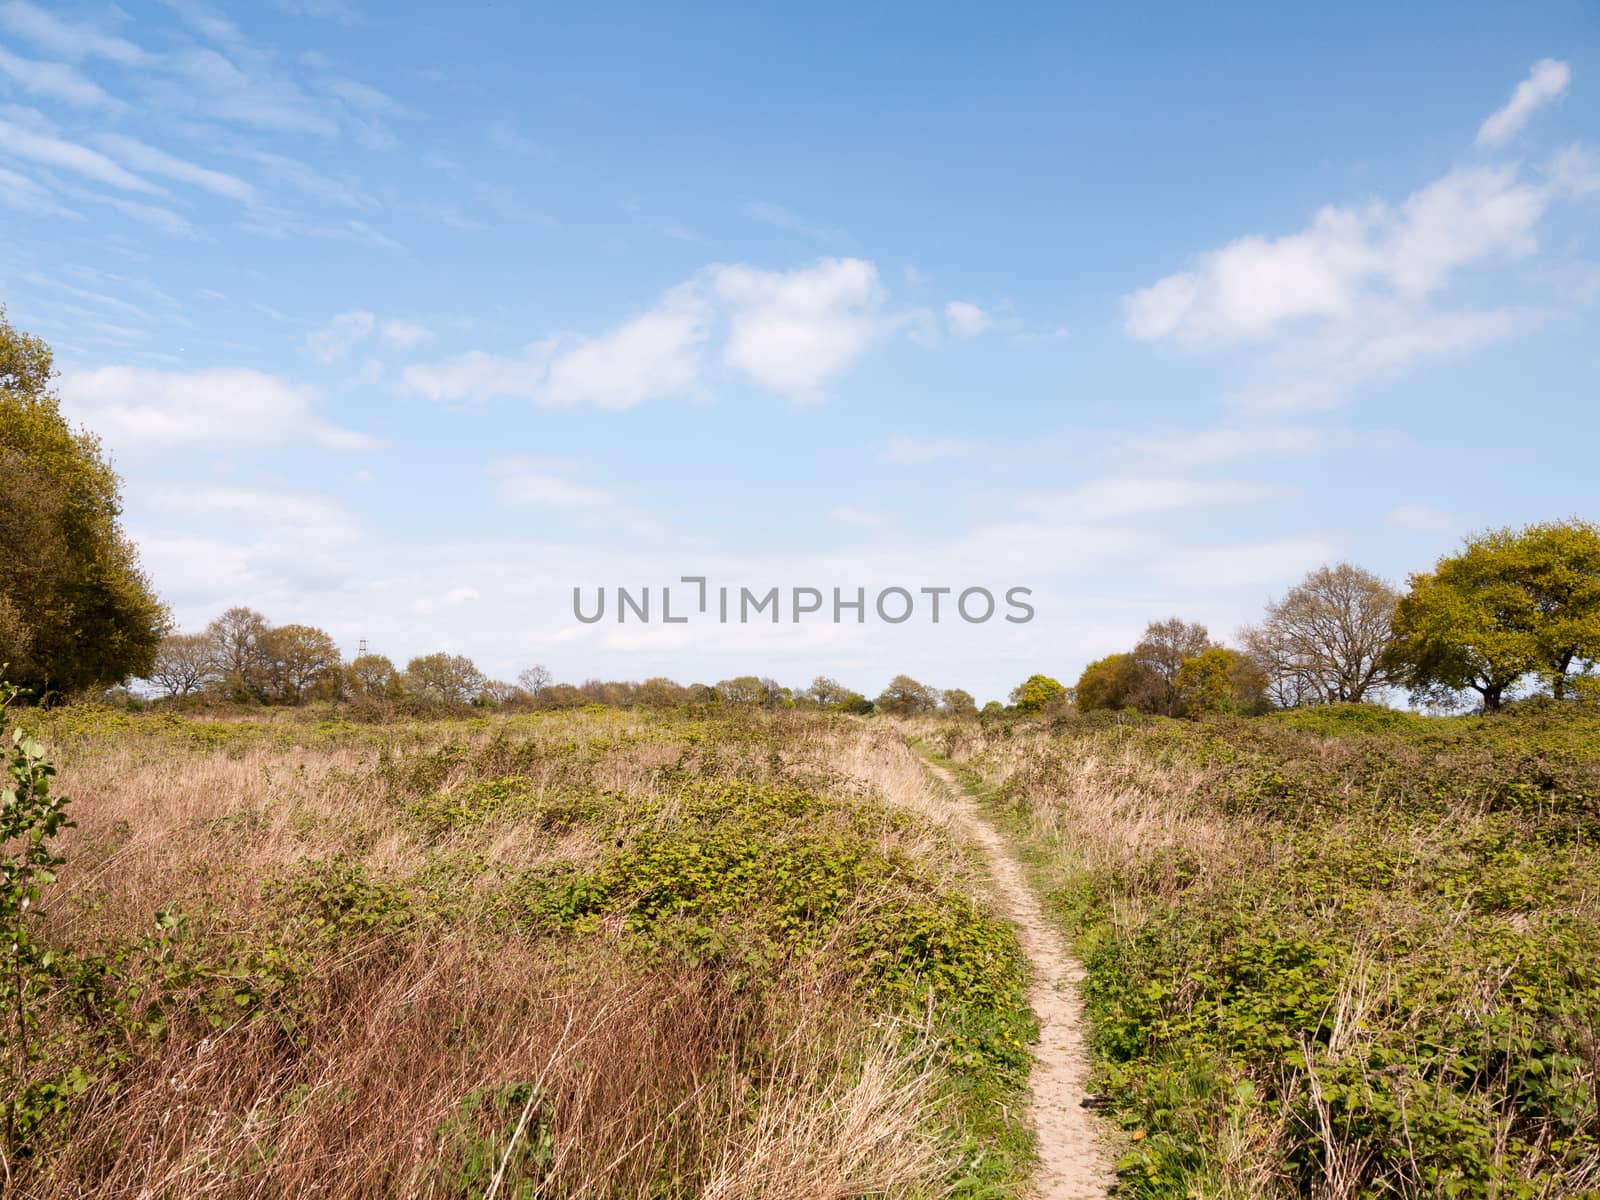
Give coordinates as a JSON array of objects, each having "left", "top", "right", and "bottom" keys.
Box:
[
  {"left": 405, "top": 653, "right": 487, "bottom": 705},
  {"left": 1075, "top": 653, "right": 1159, "bottom": 712},
  {"left": 0, "top": 310, "right": 168, "bottom": 698},
  {"left": 805, "top": 676, "right": 854, "bottom": 708},
  {"left": 1174, "top": 647, "right": 1270, "bottom": 715},
  {"left": 479, "top": 680, "right": 524, "bottom": 706},
  {"left": 345, "top": 653, "right": 401, "bottom": 701},
  {"left": 1242, "top": 563, "right": 1402, "bottom": 706},
  {"left": 517, "top": 665, "right": 552, "bottom": 699},
  {"left": 1391, "top": 520, "right": 1600, "bottom": 711},
  {"left": 147, "top": 633, "right": 217, "bottom": 698},
  {"left": 257, "top": 624, "right": 343, "bottom": 704},
  {"left": 637, "top": 677, "right": 689, "bottom": 707},
  {"left": 941, "top": 688, "right": 978, "bottom": 716},
  {"left": 716, "top": 676, "right": 779, "bottom": 705},
  {"left": 205, "top": 607, "right": 272, "bottom": 700},
  {"left": 1009, "top": 674, "right": 1068, "bottom": 714},
  {"left": 876, "top": 675, "right": 940, "bottom": 715},
  {"left": 1131, "top": 618, "right": 1214, "bottom": 715}
]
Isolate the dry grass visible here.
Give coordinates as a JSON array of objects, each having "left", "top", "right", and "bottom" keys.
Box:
[{"left": 5, "top": 708, "right": 986, "bottom": 1199}]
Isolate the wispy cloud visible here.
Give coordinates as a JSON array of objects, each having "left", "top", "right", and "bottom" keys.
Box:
[
  {"left": 1477, "top": 58, "right": 1571, "bottom": 148},
  {"left": 59, "top": 365, "right": 376, "bottom": 449},
  {"left": 94, "top": 133, "right": 256, "bottom": 202},
  {"left": 0, "top": 1, "right": 146, "bottom": 64},
  {"left": 0, "top": 46, "right": 125, "bottom": 110},
  {"left": 945, "top": 300, "right": 993, "bottom": 339},
  {"left": 0, "top": 118, "right": 163, "bottom": 192},
  {"left": 744, "top": 200, "right": 840, "bottom": 243},
  {"left": 878, "top": 436, "right": 981, "bottom": 465}
]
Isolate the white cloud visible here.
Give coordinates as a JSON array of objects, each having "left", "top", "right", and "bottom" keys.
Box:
[
  {"left": 306, "top": 310, "right": 377, "bottom": 362},
  {"left": 879, "top": 435, "right": 980, "bottom": 465},
  {"left": 153, "top": 486, "right": 358, "bottom": 546},
  {"left": 0, "top": 46, "right": 124, "bottom": 109},
  {"left": 945, "top": 300, "right": 993, "bottom": 339},
  {"left": 1125, "top": 165, "right": 1546, "bottom": 347},
  {"left": 58, "top": 366, "right": 376, "bottom": 450},
  {"left": 0, "top": 163, "right": 76, "bottom": 216},
  {"left": 712, "top": 257, "right": 888, "bottom": 401},
  {"left": 0, "top": 1, "right": 145, "bottom": 64},
  {"left": 0, "top": 119, "right": 163, "bottom": 193},
  {"left": 275, "top": 0, "right": 362, "bottom": 23},
  {"left": 93, "top": 133, "right": 255, "bottom": 202},
  {"left": 1159, "top": 537, "right": 1340, "bottom": 589},
  {"left": 490, "top": 459, "right": 612, "bottom": 508},
  {"left": 1385, "top": 503, "right": 1457, "bottom": 534},
  {"left": 1477, "top": 59, "right": 1571, "bottom": 148},
  {"left": 541, "top": 283, "right": 711, "bottom": 408},
  {"left": 1047, "top": 477, "right": 1295, "bottom": 521},
  {"left": 403, "top": 258, "right": 898, "bottom": 407},
  {"left": 488, "top": 120, "right": 547, "bottom": 157},
  {"left": 380, "top": 319, "right": 433, "bottom": 349}
]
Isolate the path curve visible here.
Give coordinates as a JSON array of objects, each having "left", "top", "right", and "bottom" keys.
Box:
[{"left": 917, "top": 754, "right": 1112, "bottom": 1200}]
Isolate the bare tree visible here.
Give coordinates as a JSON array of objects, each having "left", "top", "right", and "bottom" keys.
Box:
[
  {"left": 1243, "top": 562, "right": 1402, "bottom": 705},
  {"left": 147, "top": 633, "right": 217, "bottom": 697},
  {"left": 517, "top": 664, "right": 552, "bottom": 699}
]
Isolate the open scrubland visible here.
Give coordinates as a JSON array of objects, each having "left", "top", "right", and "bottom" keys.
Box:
[
  {"left": 3, "top": 707, "right": 1035, "bottom": 1198},
  {"left": 929, "top": 704, "right": 1600, "bottom": 1198}
]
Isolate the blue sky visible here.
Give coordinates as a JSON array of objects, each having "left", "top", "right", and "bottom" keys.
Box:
[{"left": 2, "top": 1, "right": 1597, "bottom": 702}]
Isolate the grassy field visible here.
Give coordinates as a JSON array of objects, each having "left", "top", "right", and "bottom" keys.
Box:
[
  {"left": 4, "top": 707, "right": 1034, "bottom": 1198},
  {"left": 929, "top": 704, "right": 1600, "bottom": 1198}
]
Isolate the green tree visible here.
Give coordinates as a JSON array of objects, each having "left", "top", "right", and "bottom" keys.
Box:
[
  {"left": 1174, "top": 647, "right": 1270, "bottom": 715},
  {"left": 876, "top": 674, "right": 940, "bottom": 715},
  {"left": 1009, "top": 673, "right": 1068, "bottom": 714},
  {"left": 258, "top": 625, "right": 343, "bottom": 704},
  {"left": 1075, "top": 653, "right": 1159, "bottom": 713},
  {"left": 941, "top": 687, "right": 978, "bottom": 717},
  {"left": 1391, "top": 520, "right": 1600, "bottom": 710},
  {"left": 405, "top": 652, "right": 487, "bottom": 705},
  {"left": 0, "top": 310, "right": 167, "bottom": 699},
  {"left": 345, "top": 653, "right": 401, "bottom": 700}
]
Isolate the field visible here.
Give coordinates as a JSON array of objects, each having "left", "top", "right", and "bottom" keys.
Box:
[
  {"left": 7, "top": 700, "right": 1600, "bottom": 1198},
  {"left": 928, "top": 703, "right": 1600, "bottom": 1197},
  {"left": 3, "top": 707, "right": 1035, "bottom": 1198}
]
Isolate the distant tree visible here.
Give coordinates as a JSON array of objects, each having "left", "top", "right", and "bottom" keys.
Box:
[
  {"left": 805, "top": 676, "right": 854, "bottom": 708},
  {"left": 517, "top": 664, "right": 552, "bottom": 699},
  {"left": 840, "top": 693, "right": 875, "bottom": 714},
  {"left": 539, "top": 683, "right": 585, "bottom": 709},
  {"left": 206, "top": 607, "right": 272, "bottom": 700},
  {"left": 980, "top": 699, "right": 1004, "bottom": 718},
  {"left": 941, "top": 687, "right": 978, "bottom": 717},
  {"left": 1242, "top": 563, "right": 1402, "bottom": 706},
  {"left": 477, "top": 680, "right": 524, "bottom": 706},
  {"left": 716, "top": 675, "right": 779, "bottom": 705},
  {"left": 876, "top": 675, "right": 940, "bottom": 716},
  {"left": 345, "top": 653, "right": 401, "bottom": 700},
  {"left": 147, "top": 633, "right": 217, "bottom": 698},
  {"left": 405, "top": 652, "right": 487, "bottom": 705},
  {"left": 1, "top": 309, "right": 168, "bottom": 698},
  {"left": 258, "top": 624, "right": 342, "bottom": 704},
  {"left": 1075, "top": 653, "right": 1159, "bottom": 713},
  {"left": 1174, "top": 647, "right": 1270, "bottom": 715},
  {"left": 637, "top": 677, "right": 689, "bottom": 707},
  {"left": 1391, "top": 520, "right": 1600, "bottom": 711},
  {"left": 1009, "top": 673, "right": 1068, "bottom": 714},
  {"left": 1132, "top": 618, "right": 1214, "bottom": 715}
]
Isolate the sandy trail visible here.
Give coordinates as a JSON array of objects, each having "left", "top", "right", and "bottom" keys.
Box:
[{"left": 916, "top": 754, "right": 1112, "bottom": 1199}]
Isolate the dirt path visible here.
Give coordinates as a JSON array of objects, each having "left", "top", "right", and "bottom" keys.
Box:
[{"left": 916, "top": 754, "right": 1112, "bottom": 1200}]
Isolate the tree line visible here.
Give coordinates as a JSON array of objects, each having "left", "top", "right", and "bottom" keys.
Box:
[{"left": 4, "top": 312, "right": 1596, "bottom": 716}]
